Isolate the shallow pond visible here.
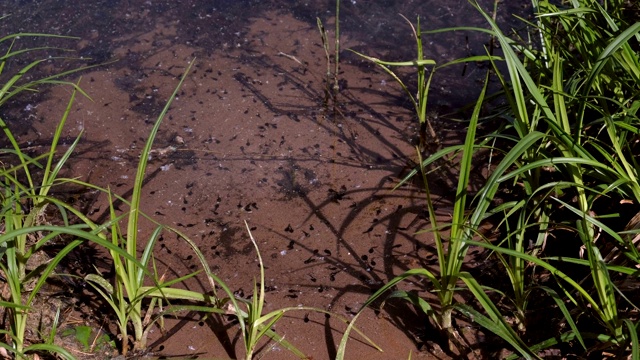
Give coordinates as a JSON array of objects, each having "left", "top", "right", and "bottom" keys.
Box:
[{"left": 0, "top": 1, "right": 532, "bottom": 358}]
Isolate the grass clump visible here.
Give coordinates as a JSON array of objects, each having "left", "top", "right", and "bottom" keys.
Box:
[
  {"left": 340, "top": 0, "right": 640, "bottom": 358},
  {"left": 0, "top": 29, "right": 105, "bottom": 359},
  {"left": 80, "top": 61, "right": 221, "bottom": 356}
]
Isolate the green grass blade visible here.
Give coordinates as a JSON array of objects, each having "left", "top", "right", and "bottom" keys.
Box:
[
  {"left": 496, "top": 156, "right": 617, "bottom": 183},
  {"left": 417, "top": 147, "right": 447, "bottom": 271},
  {"left": 336, "top": 267, "right": 440, "bottom": 359},
  {"left": 254, "top": 312, "right": 285, "bottom": 347},
  {"left": 387, "top": 290, "right": 438, "bottom": 325},
  {"left": 583, "top": 22, "right": 640, "bottom": 97},
  {"left": 393, "top": 144, "right": 466, "bottom": 190},
  {"left": 462, "top": 238, "right": 604, "bottom": 320},
  {"left": 470, "top": 0, "right": 594, "bottom": 159},
  {"left": 436, "top": 55, "right": 503, "bottom": 69},
  {"left": 623, "top": 319, "right": 639, "bottom": 360},
  {"left": 26, "top": 239, "right": 82, "bottom": 305},
  {"left": 469, "top": 131, "right": 545, "bottom": 230},
  {"left": 262, "top": 327, "right": 307, "bottom": 359},
  {"left": 0, "top": 225, "right": 146, "bottom": 275},
  {"left": 449, "top": 72, "right": 487, "bottom": 239},
  {"left": 537, "top": 7, "right": 597, "bottom": 17},
  {"left": 453, "top": 302, "right": 537, "bottom": 360},
  {"left": 0, "top": 32, "right": 78, "bottom": 43},
  {"left": 23, "top": 343, "right": 76, "bottom": 360},
  {"left": 443, "top": 73, "right": 489, "bottom": 308},
  {"left": 135, "top": 226, "right": 163, "bottom": 285},
  {"left": 423, "top": 26, "right": 496, "bottom": 36},
  {"left": 538, "top": 286, "right": 586, "bottom": 350},
  {"left": 125, "top": 60, "right": 194, "bottom": 285},
  {"left": 348, "top": 49, "right": 419, "bottom": 111},
  {"left": 503, "top": 332, "right": 581, "bottom": 360},
  {"left": 40, "top": 83, "right": 80, "bottom": 198},
  {"left": 137, "top": 286, "right": 210, "bottom": 302},
  {"left": 0, "top": 58, "right": 47, "bottom": 102}
]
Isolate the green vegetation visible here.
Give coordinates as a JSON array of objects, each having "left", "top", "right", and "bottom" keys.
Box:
[
  {"left": 349, "top": 16, "right": 438, "bottom": 152},
  {"left": 225, "top": 222, "right": 379, "bottom": 360},
  {"left": 0, "top": 30, "right": 116, "bottom": 359},
  {"left": 0, "top": 36, "right": 324, "bottom": 359},
  {"left": 340, "top": 0, "right": 640, "bottom": 358},
  {"left": 81, "top": 62, "right": 221, "bottom": 355},
  {"left": 61, "top": 325, "right": 114, "bottom": 352},
  {"left": 2, "top": 0, "right": 639, "bottom": 358},
  {"left": 317, "top": 0, "right": 342, "bottom": 107},
  {"left": 0, "top": 31, "right": 358, "bottom": 360}
]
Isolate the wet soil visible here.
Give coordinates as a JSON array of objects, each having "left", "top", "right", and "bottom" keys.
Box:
[{"left": 0, "top": 1, "right": 533, "bottom": 359}]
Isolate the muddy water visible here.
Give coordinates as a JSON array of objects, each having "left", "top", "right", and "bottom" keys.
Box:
[
  {"left": 1, "top": 0, "right": 531, "bottom": 109},
  {"left": 1, "top": 1, "right": 532, "bottom": 359}
]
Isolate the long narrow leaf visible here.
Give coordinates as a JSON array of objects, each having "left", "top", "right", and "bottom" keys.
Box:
[
  {"left": 126, "top": 61, "right": 194, "bottom": 287},
  {"left": 458, "top": 272, "right": 537, "bottom": 359}
]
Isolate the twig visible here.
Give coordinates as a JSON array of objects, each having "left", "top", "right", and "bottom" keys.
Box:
[{"left": 276, "top": 51, "right": 302, "bottom": 65}]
